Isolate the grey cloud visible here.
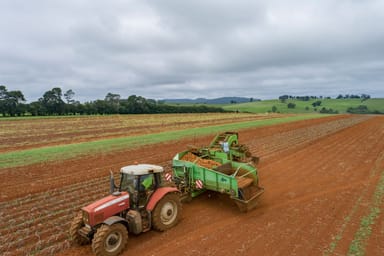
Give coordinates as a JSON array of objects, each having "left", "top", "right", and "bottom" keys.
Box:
[{"left": 0, "top": 0, "right": 383, "bottom": 102}]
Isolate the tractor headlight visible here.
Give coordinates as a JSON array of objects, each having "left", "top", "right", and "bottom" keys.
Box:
[{"left": 82, "top": 210, "right": 89, "bottom": 224}]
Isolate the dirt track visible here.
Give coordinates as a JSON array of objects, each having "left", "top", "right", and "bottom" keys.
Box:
[{"left": 1, "top": 114, "right": 383, "bottom": 255}]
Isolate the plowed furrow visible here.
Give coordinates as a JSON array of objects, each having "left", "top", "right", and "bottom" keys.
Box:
[{"left": 249, "top": 115, "right": 371, "bottom": 161}]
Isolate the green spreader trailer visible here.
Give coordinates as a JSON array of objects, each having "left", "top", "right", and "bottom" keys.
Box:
[{"left": 172, "top": 148, "right": 264, "bottom": 212}]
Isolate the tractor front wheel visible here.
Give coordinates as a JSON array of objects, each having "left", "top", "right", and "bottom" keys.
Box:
[
  {"left": 152, "top": 193, "right": 181, "bottom": 231},
  {"left": 69, "top": 211, "right": 90, "bottom": 245},
  {"left": 92, "top": 223, "right": 128, "bottom": 256}
]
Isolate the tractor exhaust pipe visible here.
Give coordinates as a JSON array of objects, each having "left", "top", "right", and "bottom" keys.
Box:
[{"left": 109, "top": 170, "right": 116, "bottom": 194}]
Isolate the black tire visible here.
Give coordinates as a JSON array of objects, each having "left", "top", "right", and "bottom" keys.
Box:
[
  {"left": 69, "top": 211, "right": 90, "bottom": 245},
  {"left": 152, "top": 193, "right": 181, "bottom": 231},
  {"left": 92, "top": 223, "right": 128, "bottom": 256}
]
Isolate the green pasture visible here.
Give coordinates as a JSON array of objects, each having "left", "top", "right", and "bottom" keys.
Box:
[
  {"left": 0, "top": 114, "right": 328, "bottom": 169},
  {"left": 223, "top": 98, "right": 384, "bottom": 114}
]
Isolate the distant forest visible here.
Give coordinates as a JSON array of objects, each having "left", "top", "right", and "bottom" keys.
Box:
[{"left": 0, "top": 86, "right": 225, "bottom": 116}]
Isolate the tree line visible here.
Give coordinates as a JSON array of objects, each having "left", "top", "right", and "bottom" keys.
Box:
[
  {"left": 0, "top": 86, "right": 226, "bottom": 117},
  {"left": 278, "top": 95, "right": 331, "bottom": 102},
  {"left": 279, "top": 94, "right": 371, "bottom": 102},
  {"left": 336, "top": 94, "right": 371, "bottom": 100}
]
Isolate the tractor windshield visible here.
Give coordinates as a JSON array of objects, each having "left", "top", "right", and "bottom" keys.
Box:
[{"left": 119, "top": 173, "right": 137, "bottom": 194}]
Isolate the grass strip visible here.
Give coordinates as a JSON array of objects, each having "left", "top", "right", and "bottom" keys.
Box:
[
  {"left": 0, "top": 114, "right": 328, "bottom": 169},
  {"left": 324, "top": 152, "right": 384, "bottom": 256},
  {"left": 347, "top": 154, "right": 384, "bottom": 256},
  {"left": 323, "top": 197, "right": 363, "bottom": 256}
]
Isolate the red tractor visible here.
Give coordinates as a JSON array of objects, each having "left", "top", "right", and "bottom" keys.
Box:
[{"left": 70, "top": 164, "right": 181, "bottom": 256}]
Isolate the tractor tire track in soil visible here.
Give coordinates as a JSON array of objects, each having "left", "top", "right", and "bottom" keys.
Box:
[{"left": 1, "top": 114, "right": 383, "bottom": 256}]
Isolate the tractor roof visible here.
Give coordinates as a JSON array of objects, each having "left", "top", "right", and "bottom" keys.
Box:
[{"left": 120, "top": 164, "right": 163, "bottom": 175}]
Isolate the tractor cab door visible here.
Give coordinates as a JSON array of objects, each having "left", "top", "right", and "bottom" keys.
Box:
[
  {"left": 119, "top": 174, "right": 143, "bottom": 208},
  {"left": 120, "top": 173, "right": 156, "bottom": 208},
  {"left": 137, "top": 174, "right": 155, "bottom": 207}
]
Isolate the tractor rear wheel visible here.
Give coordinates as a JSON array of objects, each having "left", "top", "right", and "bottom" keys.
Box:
[
  {"left": 92, "top": 223, "right": 128, "bottom": 256},
  {"left": 152, "top": 193, "right": 181, "bottom": 231},
  {"left": 69, "top": 211, "right": 90, "bottom": 245}
]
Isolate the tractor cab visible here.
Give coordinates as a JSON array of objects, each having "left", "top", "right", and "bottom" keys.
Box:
[{"left": 118, "top": 164, "right": 164, "bottom": 208}]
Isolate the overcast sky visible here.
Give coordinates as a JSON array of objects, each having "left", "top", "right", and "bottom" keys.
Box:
[{"left": 1, "top": 0, "right": 384, "bottom": 102}]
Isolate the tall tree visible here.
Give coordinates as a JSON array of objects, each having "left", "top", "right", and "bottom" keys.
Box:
[
  {"left": 64, "top": 89, "right": 75, "bottom": 104},
  {"left": 5, "top": 90, "right": 26, "bottom": 116},
  {"left": 64, "top": 89, "right": 77, "bottom": 115},
  {"left": 126, "top": 95, "right": 151, "bottom": 114},
  {"left": 0, "top": 85, "right": 7, "bottom": 116},
  {"left": 39, "top": 87, "right": 65, "bottom": 115},
  {"left": 0, "top": 85, "right": 6, "bottom": 98},
  {"left": 0, "top": 85, "right": 26, "bottom": 116},
  {"left": 104, "top": 93, "right": 121, "bottom": 114}
]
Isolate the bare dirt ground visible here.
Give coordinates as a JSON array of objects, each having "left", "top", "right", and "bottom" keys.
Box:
[{"left": 1, "top": 114, "right": 383, "bottom": 256}]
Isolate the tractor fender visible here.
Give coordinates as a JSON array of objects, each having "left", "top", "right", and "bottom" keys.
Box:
[
  {"left": 146, "top": 187, "right": 180, "bottom": 211},
  {"left": 103, "top": 215, "right": 128, "bottom": 229}
]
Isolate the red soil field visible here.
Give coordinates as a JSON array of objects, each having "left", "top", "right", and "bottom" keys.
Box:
[
  {"left": 0, "top": 113, "right": 277, "bottom": 153},
  {"left": 0, "top": 114, "right": 383, "bottom": 256}
]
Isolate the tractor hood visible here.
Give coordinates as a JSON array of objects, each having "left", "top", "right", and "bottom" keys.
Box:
[{"left": 82, "top": 191, "right": 130, "bottom": 226}]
